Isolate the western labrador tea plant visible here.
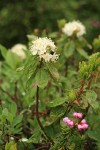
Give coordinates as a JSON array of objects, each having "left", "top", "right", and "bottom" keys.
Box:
[{"left": 0, "top": 20, "right": 100, "bottom": 150}]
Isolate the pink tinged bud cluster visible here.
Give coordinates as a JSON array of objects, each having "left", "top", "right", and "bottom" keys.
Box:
[
  {"left": 78, "top": 119, "right": 88, "bottom": 131},
  {"left": 63, "top": 117, "right": 74, "bottom": 128},
  {"left": 63, "top": 112, "right": 89, "bottom": 131},
  {"left": 73, "top": 112, "right": 83, "bottom": 118}
]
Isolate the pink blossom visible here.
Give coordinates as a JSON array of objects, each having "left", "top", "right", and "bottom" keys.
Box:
[
  {"left": 81, "top": 119, "right": 87, "bottom": 124},
  {"left": 78, "top": 123, "right": 88, "bottom": 131},
  {"left": 73, "top": 112, "right": 83, "bottom": 118},
  {"left": 63, "top": 117, "right": 74, "bottom": 128},
  {"left": 63, "top": 117, "right": 69, "bottom": 123},
  {"left": 63, "top": 112, "right": 88, "bottom": 131},
  {"left": 77, "top": 119, "right": 88, "bottom": 131}
]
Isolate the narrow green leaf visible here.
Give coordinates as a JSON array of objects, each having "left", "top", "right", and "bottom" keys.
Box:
[
  {"left": 46, "top": 63, "right": 60, "bottom": 81},
  {"left": 77, "top": 48, "right": 89, "bottom": 59},
  {"left": 7, "top": 113, "right": 14, "bottom": 124},
  {"left": 64, "top": 41, "right": 75, "bottom": 58},
  {"left": 0, "top": 44, "right": 7, "bottom": 59},
  {"left": 35, "top": 69, "right": 49, "bottom": 88},
  {"left": 13, "top": 114, "right": 23, "bottom": 126},
  {"left": 10, "top": 102, "right": 17, "bottom": 116},
  {"left": 24, "top": 56, "right": 38, "bottom": 77}
]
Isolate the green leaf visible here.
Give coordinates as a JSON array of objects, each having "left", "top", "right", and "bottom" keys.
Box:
[
  {"left": 2, "top": 108, "right": 8, "bottom": 117},
  {"left": 6, "top": 51, "right": 21, "bottom": 69},
  {"left": 93, "top": 36, "right": 100, "bottom": 49},
  {"left": 87, "top": 130, "right": 100, "bottom": 142},
  {"left": 64, "top": 41, "right": 75, "bottom": 58},
  {"left": 45, "top": 126, "right": 54, "bottom": 138},
  {"left": 77, "top": 48, "right": 89, "bottom": 59},
  {"left": 10, "top": 102, "right": 17, "bottom": 116},
  {"left": 68, "top": 90, "right": 76, "bottom": 101},
  {"left": 28, "top": 129, "right": 41, "bottom": 143},
  {"left": 35, "top": 69, "right": 49, "bottom": 88},
  {"left": 48, "top": 98, "right": 66, "bottom": 107},
  {"left": 46, "top": 63, "right": 60, "bottom": 81},
  {"left": 86, "top": 90, "right": 98, "bottom": 110},
  {"left": 44, "top": 116, "right": 58, "bottom": 126},
  {"left": 7, "top": 113, "right": 14, "bottom": 124},
  {"left": 57, "top": 19, "right": 66, "bottom": 28},
  {"left": 86, "top": 90, "right": 97, "bottom": 101},
  {"left": 26, "top": 73, "right": 36, "bottom": 88},
  {"left": 50, "top": 106, "right": 66, "bottom": 117},
  {"left": 13, "top": 114, "right": 23, "bottom": 126},
  {"left": 49, "top": 32, "right": 58, "bottom": 38},
  {"left": 5, "top": 142, "right": 17, "bottom": 150},
  {"left": 0, "top": 44, "right": 7, "bottom": 59},
  {"left": 23, "top": 56, "right": 38, "bottom": 77}
]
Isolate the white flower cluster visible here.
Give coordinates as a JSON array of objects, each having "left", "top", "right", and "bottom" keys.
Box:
[
  {"left": 11, "top": 44, "right": 26, "bottom": 59},
  {"left": 30, "top": 37, "right": 59, "bottom": 62},
  {"left": 62, "top": 20, "right": 86, "bottom": 37}
]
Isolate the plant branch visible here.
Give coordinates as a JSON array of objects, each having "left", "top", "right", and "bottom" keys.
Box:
[
  {"left": 87, "top": 74, "right": 94, "bottom": 89},
  {"left": 8, "top": 134, "right": 20, "bottom": 140},
  {"left": 0, "top": 87, "right": 14, "bottom": 101},
  {"left": 35, "top": 86, "right": 54, "bottom": 145},
  {"left": 14, "top": 81, "right": 19, "bottom": 101},
  {"left": 73, "top": 73, "right": 95, "bottom": 108}
]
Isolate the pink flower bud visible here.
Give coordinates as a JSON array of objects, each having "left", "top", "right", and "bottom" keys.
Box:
[
  {"left": 83, "top": 123, "right": 88, "bottom": 129},
  {"left": 77, "top": 124, "right": 83, "bottom": 130},
  {"left": 63, "top": 117, "right": 74, "bottom": 128},
  {"left": 78, "top": 123, "right": 88, "bottom": 131},
  {"left": 63, "top": 117, "right": 69, "bottom": 123},
  {"left": 81, "top": 119, "right": 87, "bottom": 124},
  {"left": 68, "top": 120, "right": 74, "bottom": 128},
  {"left": 73, "top": 112, "right": 83, "bottom": 118}
]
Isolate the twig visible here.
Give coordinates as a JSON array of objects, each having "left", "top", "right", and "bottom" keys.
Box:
[
  {"left": 76, "top": 80, "right": 85, "bottom": 99},
  {"left": 8, "top": 134, "right": 20, "bottom": 140},
  {"left": 14, "top": 81, "right": 18, "bottom": 101},
  {"left": 35, "top": 86, "right": 54, "bottom": 145},
  {"left": 73, "top": 80, "right": 85, "bottom": 105},
  {"left": 34, "top": 142, "right": 50, "bottom": 150},
  {"left": 87, "top": 74, "right": 94, "bottom": 89},
  {"left": 35, "top": 145, "right": 50, "bottom": 150},
  {"left": 73, "top": 73, "right": 95, "bottom": 108},
  {"left": 0, "top": 87, "right": 14, "bottom": 101}
]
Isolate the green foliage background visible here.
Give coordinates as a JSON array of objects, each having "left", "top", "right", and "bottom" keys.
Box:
[
  {"left": 0, "top": 0, "right": 100, "bottom": 47},
  {"left": 0, "top": 1, "right": 100, "bottom": 149}
]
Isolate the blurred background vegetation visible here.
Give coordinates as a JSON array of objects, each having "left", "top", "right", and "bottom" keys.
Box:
[{"left": 0, "top": 0, "right": 100, "bottom": 48}]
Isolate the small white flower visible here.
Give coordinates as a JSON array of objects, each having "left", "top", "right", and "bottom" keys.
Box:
[
  {"left": 30, "top": 37, "right": 59, "bottom": 62},
  {"left": 22, "top": 92, "right": 26, "bottom": 96},
  {"left": 51, "top": 53, "right": 59, "bottom": 62},
  {"left": 10, "top": 137, "right": 14, "bottom": 140},
  {"left": 62, "top": 20, "right": 86, "bottom": 37},
  {"left": 39, "top": 53, "right": 52, "bottom": 62},
  {"left": 20, "top": 138, "right": 28, "bottom": 142},
  {"left": 11, "top": 44, "right": 26, "bottom": 59}
]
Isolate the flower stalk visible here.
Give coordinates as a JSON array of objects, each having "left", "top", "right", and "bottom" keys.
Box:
[{"left": 35, "top": 86, "right": 54, "bottom": 145}]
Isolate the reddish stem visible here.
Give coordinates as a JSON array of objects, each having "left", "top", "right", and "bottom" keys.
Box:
[{"left": 36, "top": 86, "right": 54, "bottom": 145}]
